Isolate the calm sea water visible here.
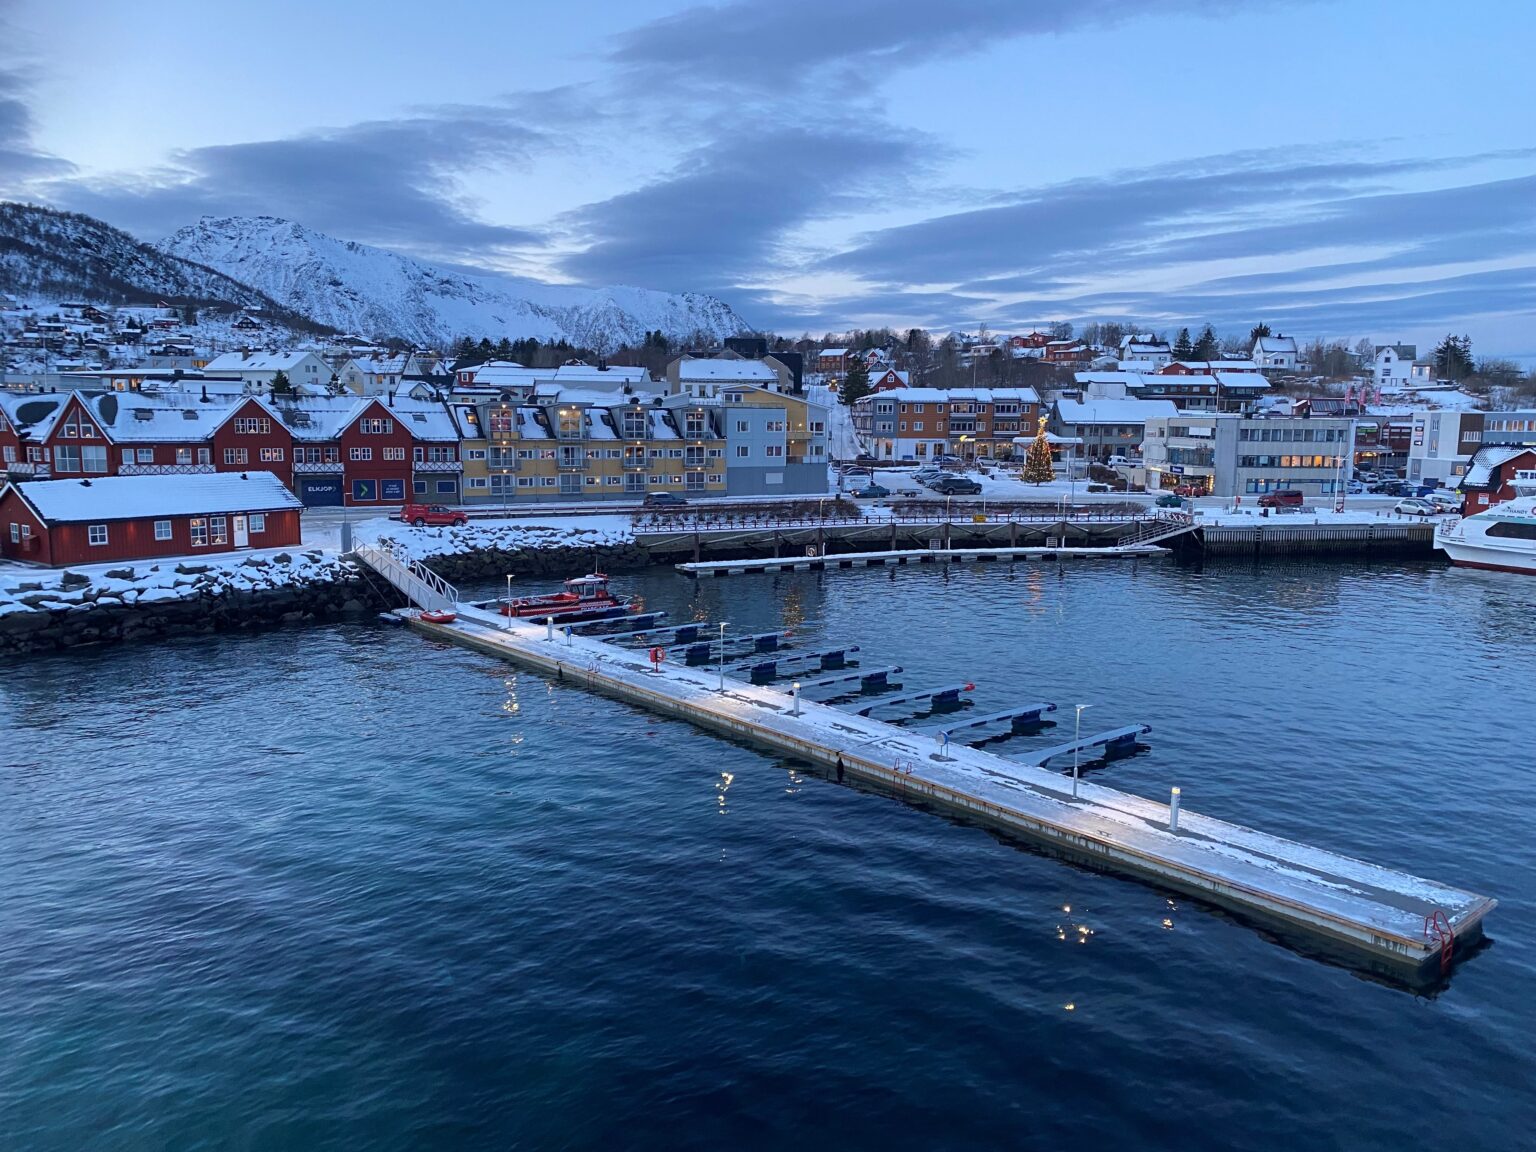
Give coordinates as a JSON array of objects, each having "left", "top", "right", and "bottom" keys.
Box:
[{"left": 3, "top": 558, "right": 1535, "bottom": 1150}]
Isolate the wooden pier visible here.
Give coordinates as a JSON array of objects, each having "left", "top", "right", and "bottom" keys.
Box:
[{"left": 397, "top": 602, "right": 1495, "bottom": 987}]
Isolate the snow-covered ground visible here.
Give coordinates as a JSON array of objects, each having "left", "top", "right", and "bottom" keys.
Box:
[
  {"left": 359, "top": 515, "right": 636, "bottom": 562},
  {"left": 806, "top": 384, "right": 861, "bottom": 460}
]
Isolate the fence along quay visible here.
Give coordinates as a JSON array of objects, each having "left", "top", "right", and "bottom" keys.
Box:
[{"left": 357, "top": 555, "right": 1496, "bottom": 987}]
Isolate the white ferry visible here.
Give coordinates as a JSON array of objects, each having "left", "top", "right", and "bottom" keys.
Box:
[{"left": 1435, "top": 470, "right": 1536, "bottom": 574}]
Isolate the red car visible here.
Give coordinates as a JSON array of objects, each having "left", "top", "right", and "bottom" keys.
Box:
[
  {"left": 1257, "top": 489, "right": 1305, "bottom": 508},
  {"left": 398, "top": 503, "right": 468, "bottom": 527},
  {"left": 1172, "top": 484, "right": 1208, "bottom": 497}
]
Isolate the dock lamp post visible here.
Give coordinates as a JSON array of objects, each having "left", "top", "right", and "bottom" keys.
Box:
[
  {"left": 717, "top": 622, "right": 729, "bottom": 692},
  {"left": 505, "top": 574, "right": 513, "bottom": 631},
  {"left": 791, "top": 681, "right": 801, "bottom": 717},
  {"left": 1072, "top": 703, "right": 1091, "bottom": 798}
]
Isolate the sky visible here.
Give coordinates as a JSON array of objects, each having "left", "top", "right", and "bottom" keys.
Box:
[{"left": 2, "top": 0, "right": 1534, "bottom": 356}]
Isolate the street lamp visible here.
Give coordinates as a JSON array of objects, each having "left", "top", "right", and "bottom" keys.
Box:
[
  {"left": 791, "top": 681, "right": 801, "bottom": 716},
  {"left": 717, "top": 621, "right": 729, "bottom": 692},
  {"left": 1072, "top": 704, "right": 1091, "bottom": 798}
]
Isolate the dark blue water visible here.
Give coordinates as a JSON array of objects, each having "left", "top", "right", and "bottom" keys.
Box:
[{"left": 3, "top": 559, "right": 1535, "bottom": 1150}]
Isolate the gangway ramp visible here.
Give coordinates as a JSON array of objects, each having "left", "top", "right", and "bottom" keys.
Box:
[{"left": 352, "top": 543, "right": 457, "bottom": 613}]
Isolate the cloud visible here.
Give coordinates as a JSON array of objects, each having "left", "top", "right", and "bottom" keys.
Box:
[
  {"left": 0, "top": 66, "right": 75, "bottom": 190},
  {"left": 51, "top": 107, "right": 546, "bottom": 261},
  {"left": 558, "top": 121, "right": 927, "bottom": 294},
  {"left": 610, "top": 0, "right": 1291, "bottom": 91}
]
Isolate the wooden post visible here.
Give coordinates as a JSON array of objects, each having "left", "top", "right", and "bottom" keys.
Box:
[{"left": 693, "top": 531, "right": 701, "bottom": 563}]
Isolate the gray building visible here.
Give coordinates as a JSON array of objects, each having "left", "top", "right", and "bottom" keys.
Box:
[{"left": 1144, "top": 413, "right": 1355, "bottom": 497}]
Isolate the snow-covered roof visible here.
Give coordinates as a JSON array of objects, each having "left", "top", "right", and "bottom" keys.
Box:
[
  {"left": 462, "top": 362, "right": 541, "bottom": 387},
  {"left": 10, "top": 471, "right": 301, "bottom": 523},
  {"left": 1055, "top": 398, "right": 1180, "bottom": 424},
  {"left": 819, "top": 347, "right": 849, "bottom": 357},
  {"left": 1166, "top": 360, "right": 1258, "bottom": 371},
  {"left": 1254, "top": 336, "right": 1298, "bottom": 354},
  {"left": 676, "top": 358, "right": 779, "bottom": 382},
  {"left": 387, "top": 397, "right": 458, "bottom": 441},
  {"left": 1212, "top": 372, "right": 1270, "bottom": 390},
  {"left": 203, "top": 350, "right": 321, "bottom": 373},
  {"left": 87, "top": 393, "right": 271, "bottom": 442},
  {"left": 0, "top": 393, "right": 67, "bottom": 437},
  {"left": 551, "top": 364, "right": 650, "bottom": 383},
  {"left": 270, "top": 396, "right": 373, "bottom": 440},
  {"left": 1463, "top": 446, "right": 1535, "bottom": 488}
]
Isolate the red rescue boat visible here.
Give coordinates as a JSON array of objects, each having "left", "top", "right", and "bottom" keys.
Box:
[{"left": 498, "top": 573, "right": 632, "bottom": 622}]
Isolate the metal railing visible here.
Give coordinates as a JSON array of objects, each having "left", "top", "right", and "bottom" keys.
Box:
[
  {"left": 633, "top": 507, "right": 1164, "bottom": 533},
  {"left": 293, "top": 460, "right": 345, "bottom": 474},
  {"left": 352, "top": 542, "right": 459, "bottom": 612},
  {"left": 116, "top": 463, "right": 217, "bottom": 476},
  {"left": 413, "top": 460, "right": 464, "bottom": 473}
]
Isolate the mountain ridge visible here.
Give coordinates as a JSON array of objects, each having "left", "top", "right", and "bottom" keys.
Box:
[{"left": 157, "top": 214, "right": 749, "bottom": 348}]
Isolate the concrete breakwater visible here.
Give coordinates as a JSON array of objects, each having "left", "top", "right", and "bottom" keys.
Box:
[{"left": 0, "top": 552, "right": 389, "bottom": 656}]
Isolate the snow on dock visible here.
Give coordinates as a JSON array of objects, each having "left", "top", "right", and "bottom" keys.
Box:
[
  {"left": 396, "top": 604, "right": 1494, "bottom": 985},
  {"left": 677, "top": 543, "right": 1169, "bottom": 577}
]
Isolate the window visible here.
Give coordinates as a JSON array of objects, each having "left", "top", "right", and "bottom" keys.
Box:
[
  {"left": 248, "top": 514, "right": 265, "bottom": 533},
  {"left": 466, "top": 476, "right": 489, "bottom": 490},
  {"left": 197, "top": 448, "right": 211, "bottom": 465},
  {"left": 413, "top": 480, "right": 428, "bottom": 495},
  {"left": 383, "top": 446, "right": 407, "bottom": 461},
  {"left": 224, "top": 448, "right": 248, "bottom": 465},
  {"left": 360, "top": 417, "right": 394, "bottom": 434},
  {"left": 736, "top": 420, "right": 750, "bottom": 432},
  {"left": 121, "top": 449, "right": 135, "bottom": 467},
  {"left": 8, "top": 523, "right": 17, "bottom": 543},
  {"left": 466, "top": 449, "right": 487, "bottom": 460},
  {"left": 210, "top": 516, "right": 228, "bottom": 545},
  {"left": 260, "top": 448, "right": 284, "bottom": 462},
  {"left": 436, "top": 480, "right": 456, "bottom": 494},
  {"left": 61, "top": 422, "right": 77, "bottom": 438},
  {"left": 190, "top": 518, "right": 208, "bottom": 546},
  {"left": 350, "top": 447, "right": 373, "bottom": 461},
  {"left": 88, "top": 524, "right": 108, "bottom": 546},
  {"left": 234, "top": 417, "right": 271, "bottom": 434},
  {"left": 765, "top": 445, "right": 785, "bottom": 458},
  {"left": 736, "top": 445, "right": 750, "bottom": 457},
  {"left": 154, "top": 520, "right": 173, "bottom": 541},
  {"left": 136, "top": 448, "right": 154, "bottom": 463},
  {"left": 54, "top": 445, "right": 80, "bottom": 471}
]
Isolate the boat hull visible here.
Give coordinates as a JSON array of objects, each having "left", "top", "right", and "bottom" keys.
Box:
[{"left": 1436, "top": 535, "right": 1536, "bottom": 575}]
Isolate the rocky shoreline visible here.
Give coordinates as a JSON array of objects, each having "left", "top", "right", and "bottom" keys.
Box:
[{"left": 0, "top": 552, "right": 391, "bottom": 656}]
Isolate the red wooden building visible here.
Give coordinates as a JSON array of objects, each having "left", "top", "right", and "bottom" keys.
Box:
[
  {"left": 1460, "top": 446, "right": 1536, "bottom": 515},
  {"left": 0, "top": 472, "right": 302, "bottom": 567}
]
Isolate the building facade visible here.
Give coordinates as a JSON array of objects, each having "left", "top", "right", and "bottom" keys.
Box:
[{"left": 1142, "top": 414, "right": 1355, "bottom": 496}]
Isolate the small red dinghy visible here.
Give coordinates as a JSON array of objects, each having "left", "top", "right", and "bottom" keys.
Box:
[{"left": 419, "top": 609, "right": 457, "bottom": 624}]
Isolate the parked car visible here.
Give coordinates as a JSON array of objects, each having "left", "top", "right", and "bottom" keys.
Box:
[
  {"left": 1257, "top": 489, "right": 1305, "bottom": 508},
  {"left": 852, "top": 483, "right": 891, "bottom": 499},
  {"left": 1155, "top": 493, "right": 1185, "bottom": 508},
  {"left": 1346, "top": 481, "right": 1365, "bottom": 494},
  {"left": 642, "top": 492, "right": 688, "bottom": 508},
  {"left": 1427, "top": 494, "right": 1461, "bottom": 513},
  {"left": 1395, "top": 498, "right": 1438, "bottom": 515},
  {"left": 1377, "top": 468, "right": 1401, "bottom": 480},
  {"left": 397, "top": 503, "right": 468, "bottom": 527},
  {"left": 1172, "top": 483, "right": 1207, "bottom": 497},
  {"left": 932, "top": 477, "right": 983, "bottom": 495},
  {"left": 853, "top": 454, "right": 879, "bottom": 467}
]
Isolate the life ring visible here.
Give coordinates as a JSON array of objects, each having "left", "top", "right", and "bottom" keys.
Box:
[{"left": 648, "top": 646, "right": 667, "bottom": 664}]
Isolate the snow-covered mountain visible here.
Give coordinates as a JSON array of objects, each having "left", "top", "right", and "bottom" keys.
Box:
[
  {"left": 159, "top": 215, "right": 750, "bottom": 348},
  {"left": 0, "top": 202, "right": 312, "bottom": 325}
]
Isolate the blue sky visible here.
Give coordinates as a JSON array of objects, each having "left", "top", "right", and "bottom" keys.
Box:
[{"left": 2, "top": 0, "right": 1534, "bottom": 355}]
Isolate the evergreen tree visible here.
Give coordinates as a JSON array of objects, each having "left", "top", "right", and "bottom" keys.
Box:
[
  {"left": 1173, "top": 327, "right": 1195, "bottom": 360},
  {"left": 1248, "top": 322, "right": 1271, "bottom": 345},
  {"left": 1434, "top": 334, "right": 1474, "bottom": 381},
  {"left": 839, "top": 358, "right": 872, "bottom": 406},
  {"left": 494, "top": 337, "right": 516, "bottom": 361},
  {"left": 269, "top": 370, "right": 293, "bottom": 398},
  {"left": 1192, "top": 324, "right": 1219, "bottom": 361},
  {"left": 183, "top": 304, "right": 198, "bottom": 326},
  {"left": 1022, "top": 414, "right": 1055, "bottom": 484}
]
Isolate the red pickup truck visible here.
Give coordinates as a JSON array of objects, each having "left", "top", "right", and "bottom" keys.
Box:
[{"left": 397, "top": 503, "right": 468, "bottom": 527}]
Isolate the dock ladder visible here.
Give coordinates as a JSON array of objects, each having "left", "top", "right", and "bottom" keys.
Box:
[
  {"left": 1424, "top": 909, "right": 1454, "bottom": 975},
  {"left": 352, "top": 542, "right": 459, "bottom": 613}
]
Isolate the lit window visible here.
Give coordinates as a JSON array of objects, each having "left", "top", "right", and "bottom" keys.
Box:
[{"left": 190, "top": 518, "right": 208, "bottom": 547}]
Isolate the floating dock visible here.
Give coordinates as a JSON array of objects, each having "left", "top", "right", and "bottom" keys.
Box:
[
  {"left": 397, "top": 603, "right": 1495, "bottom": 987},
  {"left": 677, "top": 544, "right": 1170, "bottom": 578}
]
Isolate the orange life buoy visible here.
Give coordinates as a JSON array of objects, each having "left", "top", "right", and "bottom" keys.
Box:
[{"left": 648, "top": 646, "right": 666, "bottom": 664}]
